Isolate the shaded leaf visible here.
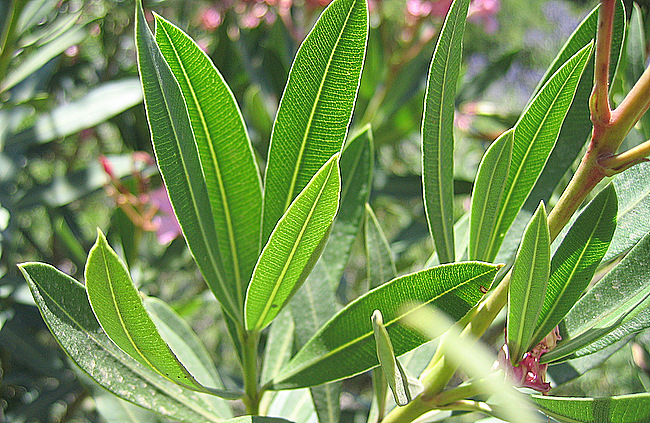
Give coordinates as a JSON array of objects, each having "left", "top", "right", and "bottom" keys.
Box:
[
  {"left": 272, "top": 262, "right": 501, "bottom": 389},
  {"left": 135, "top": 3, "right": 239, "bottom": 319},
  {"left": 530, "top": 184, "right": 617, "bottom": 348},
  {"left": 262, "top": 0, "right": 367, "bottom": 243},
  {"left": 262, "top": 309, "right": 295, "bottom": 386},
  {"left": 532, "top": 393, "right": 650, "bottom": 423},
  {"left": 422, "top": 0, "right": 471, "bottom": 264},
  {"left": 508, "top": 202, "right": 550, "bottom": 363},
  {"left": 245, "top": 155, "right": 341, "bottom": 332},
  {"left": 155, "top": 15, "right": 262, "bottom": 306},
  {"left": 19, "top": 263, "right": 228, "bottom": 422}
]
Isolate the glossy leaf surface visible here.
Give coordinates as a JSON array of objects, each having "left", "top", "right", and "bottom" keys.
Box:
[
  {"left": 135, "top": 3, "right": 238, "bottom": 319},
  {"left": 246, "top": 155, "right": 341, "bottom": 331},
  {"left": 422, "top": 0, "right": 470, "bottom": 264},
  {"left": 262, "top": 0, "right": 367, "bottom": 243},
  {"left": 19, "top": 263, "right": 228, "bottom": 423},
  {"left": 507, "top": 202, "right": 550, "bottom": 362},
  {"left": 272, "top": 262, "right": 500, "bottom": 389},
  {"left": 155, "top": 15, "right": 262, "bottom": 308},
  {"left": 532, "top": 393, "right": 650, "bottom": 423},
  {"left": 469, "top": 129, "right": 513, "bottom": 261},
  {"left": 543, "top": 231, "right": 650, "bottom": 363},
  {"left": 487, "top": 43, "right": 593, "bottom": 261},
  {"left": 530, "top": 184, "right": 617, "bottom": 348}
]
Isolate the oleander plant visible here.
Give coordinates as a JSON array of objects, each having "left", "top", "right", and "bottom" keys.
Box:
[{"left": 16, "top": 0, "right": 650, "bottom": 421}]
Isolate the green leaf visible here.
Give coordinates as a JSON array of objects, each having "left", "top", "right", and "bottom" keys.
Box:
[
  {"left": 543, "top": 231, "right": 650, "bottom": 363},
  {"left": 507, "top": 202, "right": 550, "bottom": 363},
  {"left": 604, "top": 162, "right": 650, "bottom": 262},
  {"left": 530, "top": 184, "right": 617, "bottom": 348},
  {"left": 272, "top": 262, "right": 501, "bottom": 389},
  {"left": 1, "top": 25, "right": 86, "bottom": 92},
  {"left": 486, "top": 43, "right": 593, "bottom": 261},
  {"left": 626, "top": 5, "right": 650, "bottom": 140},
  {"left": 365, "top": 203, "right": 397, "bottom": 288},
  {"left": 469, "top": 129, "right": 514, "bottom": 261},
  {"left": 135, "top": 3, "right": 239, "bottom": 320},
  {"left": 421, "top": 0, "right": 471, "bottom": 264},
  {"left": 19, "top": 262, "right": 228, "bottom": 423},
  {"left": 531, "top": 393, "right": 650, "bottom": 423},
  {"left": 265, "top": 389, "right": 315, "bottom": 423},
  {"left": 85, "top": 230, "right": 239, "bottom": 398},
  {"left": 154, "top": 15, "right": 262, "bottom": 308},
  {"left": 261, "top": 0, "right": 367, "bottom": 243},
  {"left": 372, "top": 310, "right": 411, "bottom": 406},
  {"left": 246, "top": 155, "right": 341, "bottom": 332}
]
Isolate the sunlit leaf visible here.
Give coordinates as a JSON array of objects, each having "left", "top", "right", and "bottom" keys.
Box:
[
  {"left": 155, "top": 15, "right": 262, "bottom": 308},
  {"left": 372, "top": 310, "right": 411, "bottom": 406},
  {"left": 272, "top": 262, "right": 500, "bottom": 389},
  {"left": 85, "top": 230, "right": 239, "bottom": 398},
  {"left": 246, "top": 155, "right": 341, "bottom": 332},
  {"left": 262, "top": 0, "right": 367, "bottom": 243},
  {"left": 135, "top": 2, "right": 239, "bottom": 320},
  {"left": 19, "top": 263, "right": 229, "bottom": 422}
]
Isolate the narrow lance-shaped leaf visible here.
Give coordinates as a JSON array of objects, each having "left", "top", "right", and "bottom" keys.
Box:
[
  {"left": 272, "top": 262, "right": 501, "bottom": 389},
  {"left": 530, "top": 184, "right": 617, "bottom": 348},
  {"left": 365, "top": 203, "right": 397, "bottom": 289},
  {"left": 485, "top": 43, "right": 593, "bottom": 261},
  {"left": 135, "top": 2, "right": 239, "bottom": 319},
  {"left": 469, "top": 129, "right": 514, "bottom": 261},
  {"left": 85, "top": 230, "right": 239, "bottom": 398},
  {"left": 246, "top": 155, "right": 341, "bottom": 332},
  {"left": 422, "top": 0, "right": 471, "bottom": 264},
  {"left": 531, "top": 393, "right": 650, "bottom": 423},
  {"left": 154, "top": 14, "right": 263, "bottom": 308},
  {"left": 508, "top": 202, "right": 550, "bottom": 363},
  {"left": 372, "top": 310, "right": 411, "bottom": 406},
  {"left": 262, "top": 0, "right": 368, "bottom": 243},
  {"left": 19, "top": 263, "right": 229, "bottom": 423},
  {"left": 543, "top": 230, "right": 650, "bottom": 364}
]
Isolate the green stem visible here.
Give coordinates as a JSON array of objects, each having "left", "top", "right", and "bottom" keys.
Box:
[
  {"left": 0, "top": 0, "right": 27, "bottom": 90},
  {"left": 239, "top": 327, "right": 261, "bottom": 415}
]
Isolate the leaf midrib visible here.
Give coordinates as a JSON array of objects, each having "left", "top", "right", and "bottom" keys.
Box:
[
  {"left": 280, "top": 1, "right": 357, "bottom": 214},
  {"left": 276, "top": 267, "right": 495, "bottom": 384},
  {"left": 157, "top": 20, "right": 245, "bottom": 307}
]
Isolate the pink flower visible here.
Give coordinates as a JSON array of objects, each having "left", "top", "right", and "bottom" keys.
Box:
[
  {"left": 468, "top": 0, "right": 500, "bottom": 33},
  {"left": 199, "top": 7, "right": 222, "bottom": 31},
  {"left": 149, "top": 186, "right": 182, "bottom": 245}
]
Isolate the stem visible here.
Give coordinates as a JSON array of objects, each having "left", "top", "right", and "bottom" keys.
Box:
[
  {"left": 599, "top": 138, "right": 650, "bottom": 172},
  {"left": 608, "top": 63, "right": 650, "bottom": 150},
  {"left": 589, "top": 0, "right": 615, "bottom": 127},
  {"left": 239, "top": 327, "right": 261, "bottom": 415}
]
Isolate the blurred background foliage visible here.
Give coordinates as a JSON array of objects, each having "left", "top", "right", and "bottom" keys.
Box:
[{"left": 1, "top": 0, "right": 650, "bottom": 422}]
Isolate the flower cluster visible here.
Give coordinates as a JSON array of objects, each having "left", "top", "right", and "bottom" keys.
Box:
[{"left": 406, "top": 0, "right": 500, "bottom": 33}]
